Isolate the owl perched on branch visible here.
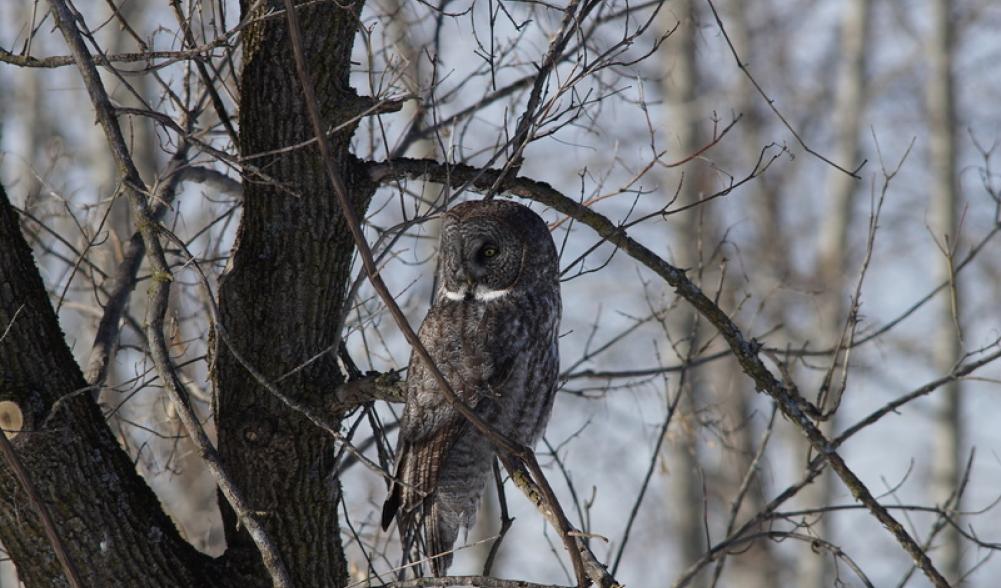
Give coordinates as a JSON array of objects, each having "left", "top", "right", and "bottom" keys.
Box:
[{"left": 381, "top": 199, "right": 562, "bottom": 576}]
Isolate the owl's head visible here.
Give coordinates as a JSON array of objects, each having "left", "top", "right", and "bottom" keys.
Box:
[{"left": 437, "top": 200, "right": 558, "bottom": 303}]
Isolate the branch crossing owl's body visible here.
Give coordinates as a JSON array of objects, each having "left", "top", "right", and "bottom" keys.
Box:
[{"left": 381, "top": 200, "right": 562, "bottom": 576}]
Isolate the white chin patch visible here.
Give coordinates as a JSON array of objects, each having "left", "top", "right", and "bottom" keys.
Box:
[
  {"left": 441, "top": 287, "right": 511, "bottom": 302},
  {"left": 475, "top": 287, "right": 510, "bottom": 301}
]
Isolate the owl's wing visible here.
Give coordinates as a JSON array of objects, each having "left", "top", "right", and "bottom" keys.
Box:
[
  {"left": 380, "top": 342, "right": 503, "bottom": 533},
  {"left": 380, "top": 423, "right": 460, "bottom": 530},
  {"left": 380, "top": 309, "right": 537, "bottom": 531}
]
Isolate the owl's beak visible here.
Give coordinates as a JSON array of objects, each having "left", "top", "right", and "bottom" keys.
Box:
[{"left": 452, "top": 263, "right": 476, "bottom": 290}]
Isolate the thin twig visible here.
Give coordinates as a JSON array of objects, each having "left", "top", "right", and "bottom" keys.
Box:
[
  {"left": 705, "top": 0, "right": 865, "bottom": 179},
  {"left": 482, "top": 458, "right": 515, "bottom": 577},
  {"left": 168, "top": 0, "right": 239, "bottom": 144},
  {"left": 835, "top": 345, "right": 1001, "bottom": 447},
  {"left": 611, "top": 370, "right": 685, "bottom": 575},
  {"left": 677, "top": 531, "right": 874, "bottom": 588},
  {"left": 709, "top": 403, "right": 778, "bottom": 586}
]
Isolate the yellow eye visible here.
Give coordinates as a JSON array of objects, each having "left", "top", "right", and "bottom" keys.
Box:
[{"left": 482, "top": 246, "right": 499, "bottom": 258}]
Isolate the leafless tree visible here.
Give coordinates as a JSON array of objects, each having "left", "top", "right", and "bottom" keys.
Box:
[
  {"left": 927, "top": 0, "right": 964, "bottom": 582},
  {"left": 1, "top": 1, "right": 999, "bottom": 587}
]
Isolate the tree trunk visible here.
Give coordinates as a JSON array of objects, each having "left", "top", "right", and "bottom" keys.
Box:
[
  {"left": 213, "top": 0, "right": 375, "bottom": 584},
  {"left": 927, "top": 0, "right": 963, "bottom": 582},
  {"left": 660, "top": 3, "right": 708, "bottom": 585},
  {"left": 800, "top": 1, "right": 870, "bottom": 586}
]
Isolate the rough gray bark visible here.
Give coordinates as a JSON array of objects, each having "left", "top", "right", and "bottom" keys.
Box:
[
  {"left": 926, "top": 0, "right": 963, "bottom": 582},
  {"left": 0, "top": 181, "right": 237, "bottom": 587},
  {"left": 212, "top": 1, "right": 376, "bottom": 584}
]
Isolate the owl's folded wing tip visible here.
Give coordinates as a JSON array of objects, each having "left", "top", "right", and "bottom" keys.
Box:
[{"left": 380, "top": 486, "right": 400, "bottom": 531}]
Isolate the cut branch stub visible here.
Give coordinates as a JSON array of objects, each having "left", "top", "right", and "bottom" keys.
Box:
[{"left": 0, "top": 400, "right": 23, "bottom": 439}]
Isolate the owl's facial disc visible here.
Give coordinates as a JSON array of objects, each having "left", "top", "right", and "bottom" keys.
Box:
[{"left": 439, "top": 230, "right": 521, "bottom": 303}]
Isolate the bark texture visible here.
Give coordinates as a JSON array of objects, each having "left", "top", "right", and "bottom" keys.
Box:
[
  {"left": 0, "top": 184, "right": 234, "bottom": 587},
  {"left": 1, "top": 0, "right": 375, "bottom": 585},
  {"left": 213, "top": 1, "right": 375, "bottom": 584}
]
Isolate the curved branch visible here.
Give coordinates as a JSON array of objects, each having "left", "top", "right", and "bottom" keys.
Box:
[{"left": 368, "top": 156, "right": 950, "bottom": 588}]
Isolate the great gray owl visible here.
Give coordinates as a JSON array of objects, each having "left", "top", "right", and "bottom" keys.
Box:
[{"left": 381, "top": 199, "right": 562, "bottom": 576}]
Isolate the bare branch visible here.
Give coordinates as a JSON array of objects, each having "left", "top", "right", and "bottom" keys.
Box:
[{"left": 370, "top": 156, "right": 949, "bottom": 587}]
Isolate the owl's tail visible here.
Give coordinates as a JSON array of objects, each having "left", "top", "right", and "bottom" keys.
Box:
[
  {"left": 382, "top": 442, "right": 459, "bottom": 576},
  {"left": 426, "top": 500, "right": 460, "bottom": 577},
  {"left": 384, "top": 433, "right": 489, "bottom": 576}
]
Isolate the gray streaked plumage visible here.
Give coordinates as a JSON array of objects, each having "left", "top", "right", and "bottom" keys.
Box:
[{"left": 381, "top": 199, "right": 562, "bottom": 576}]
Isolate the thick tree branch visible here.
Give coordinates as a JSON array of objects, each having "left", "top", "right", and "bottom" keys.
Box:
[
  {"left": 0, "top": 43, "right": 231, "bottom": 70},
  {"left": 335, "top": 370, "right": 407, "bottom": 406},
  {"left": 504, "top": 460, "right": 618, "bottom": 587}
]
